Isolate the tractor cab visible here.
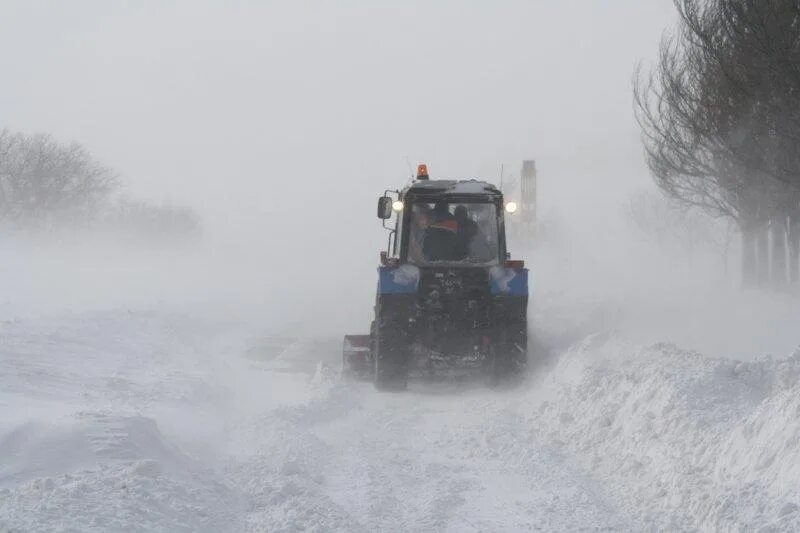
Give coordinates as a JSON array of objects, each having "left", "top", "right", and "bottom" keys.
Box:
[{"left": 377, "top": 168, "right": 516, "bottom": 269}]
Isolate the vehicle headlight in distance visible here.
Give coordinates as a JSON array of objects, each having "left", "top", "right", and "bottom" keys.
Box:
[
  {"left": 392, "top": 200, "right": 404, "bottom": 212},
  {"left": 505, "top": 201, "right": 518, "bottom": 214}
]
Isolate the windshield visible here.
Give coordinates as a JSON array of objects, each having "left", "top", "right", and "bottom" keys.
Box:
[{"left": 407, "top": 201, "right": 500, "bottom": 265}]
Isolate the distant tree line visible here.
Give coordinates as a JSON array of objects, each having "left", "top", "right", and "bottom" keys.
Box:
[
  {"left": 102, "top": 198, "right": 202, "bottom": 244},
  {"left": 635, "top": 0, "right": 800, "bottom": 288},
  {"left": 0, "top": 128, "right": 200, "bottom": 243}
]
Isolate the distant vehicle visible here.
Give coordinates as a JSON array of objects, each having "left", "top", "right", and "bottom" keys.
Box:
[{"left": 343, "top": 164, "right": 528, "bottom": 390}]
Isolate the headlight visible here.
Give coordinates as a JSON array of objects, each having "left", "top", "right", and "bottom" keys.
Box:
[
  {"left": 505, "top": 201, "right": 518, "bottom": 213},
  {"left": 392, "top": 200, "right": 404, "bottom": 212}
]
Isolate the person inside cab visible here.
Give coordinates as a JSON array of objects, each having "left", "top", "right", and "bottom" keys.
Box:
[
  {"left": 422, "top": 201, "right": 460, "bottom": 261},
  {"left": 454, "top": 205, "right": 478, "bottom": 260}
]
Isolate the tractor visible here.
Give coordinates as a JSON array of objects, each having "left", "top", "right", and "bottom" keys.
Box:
[{"left": 343, "top": 164, "right": 528, "bottom": 390}]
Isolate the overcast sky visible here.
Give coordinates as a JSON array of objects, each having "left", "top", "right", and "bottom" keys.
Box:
[{"left": 0, "top": 1, "right": 676, "bottom": 242}]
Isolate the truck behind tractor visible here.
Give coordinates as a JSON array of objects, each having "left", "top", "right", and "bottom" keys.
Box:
[{"left": 343, "top": 164, "right": 529, "bottom": 390}]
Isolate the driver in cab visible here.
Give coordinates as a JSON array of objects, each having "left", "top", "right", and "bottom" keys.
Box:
[{"left": 422, "top": 201, "right": 474, "bottom": 262}]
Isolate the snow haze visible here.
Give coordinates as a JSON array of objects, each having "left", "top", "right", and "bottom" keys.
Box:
[
  {"left": 0, "top": 1, "right": 679, "bottom": 328},
  {"left": 2, "top": 2, "right": 800, "bottom": 532}
]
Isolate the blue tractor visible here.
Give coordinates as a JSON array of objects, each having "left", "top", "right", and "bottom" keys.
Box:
[{"left": 343, "top": 164, "right": 529, "bottom": 390}]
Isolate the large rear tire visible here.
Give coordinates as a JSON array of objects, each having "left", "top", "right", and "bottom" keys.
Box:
[
  {"left": 373, "top": 317, "right": 408, "bottom": 391},
  {"left": 490, "top": 325, "right": 527, "bottom": 384}
]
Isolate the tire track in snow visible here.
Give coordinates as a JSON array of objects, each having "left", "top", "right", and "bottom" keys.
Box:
[{"left": 258, "top": 377, "right": 636, "bottom": 532}]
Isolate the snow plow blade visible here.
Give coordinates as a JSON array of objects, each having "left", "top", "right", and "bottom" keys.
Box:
[{"left": 342, "top": 335, "right": 372, "bottom": 380}]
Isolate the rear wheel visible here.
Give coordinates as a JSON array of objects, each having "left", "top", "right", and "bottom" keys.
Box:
[
  {"left": 490, "top": 325, "right": 527, "bottom": 384},
  {"left": 373, "top": 318, "right": 408, "bottom": 391}
]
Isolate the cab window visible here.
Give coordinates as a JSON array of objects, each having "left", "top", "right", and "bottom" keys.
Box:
[{"left": 407, "top": 201, "right": 499, "bottom": 265}]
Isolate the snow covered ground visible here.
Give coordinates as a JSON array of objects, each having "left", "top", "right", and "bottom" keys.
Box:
[
  {"left": 0, "top": 308, "right": 630, "bottom": 531},
  {"left": 2, "top": 243, "right": 800, "bottom": 531},
  {"left": 2, "top": 302, "right": 800, "bottom": 531}
]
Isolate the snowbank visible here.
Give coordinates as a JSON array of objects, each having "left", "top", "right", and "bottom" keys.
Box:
[
  {"left": 531, "top": 334, "right": 800, "bottom": 531},
  {"left": 0, "top": 309, "right": 321, "bottom": 532},
  {"left": 0, "top": 415, "right": 240, "bottom": 532},
  {"left": 3, "top": 296, "right": 800, "bottom": 531}
]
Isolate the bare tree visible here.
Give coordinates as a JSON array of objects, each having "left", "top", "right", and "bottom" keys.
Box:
[
  {"left": 634, "top": 0, "right": 800, "bottom": 287},
  {"left": 0, "top": 129, "right": 117, "bottom": 227}
]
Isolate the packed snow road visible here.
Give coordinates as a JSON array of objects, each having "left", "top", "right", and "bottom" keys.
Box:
[{"left": 1, "top": 307, "right": 800, "bottom": 531}]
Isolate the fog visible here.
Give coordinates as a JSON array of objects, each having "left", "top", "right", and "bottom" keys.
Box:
[
  {"left": 3, "top": 1, "right": 798, "bottom": 357},
  {"left": 4, "top": 2, "right": 799, "bottom": 351},
  {"left": 5, "top": 3, "right": 800, "bottom": 531},
  {"left": 0, "top": 2, "right": 679, "bottom": 316}
]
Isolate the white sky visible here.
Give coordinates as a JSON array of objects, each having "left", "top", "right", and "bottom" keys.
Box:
[{"left": 0, "top": 1, "right": 676, "bottom": 249}]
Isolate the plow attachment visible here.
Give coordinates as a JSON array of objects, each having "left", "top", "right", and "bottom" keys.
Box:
[{"left": 342, "top": 335, "right": 372, "bottom": 379}]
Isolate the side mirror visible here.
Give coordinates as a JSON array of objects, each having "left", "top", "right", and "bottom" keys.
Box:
[{"left": 377, "top": 196, "right": 392, "bottom": 219}]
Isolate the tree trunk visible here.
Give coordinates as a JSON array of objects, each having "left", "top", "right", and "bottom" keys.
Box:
[
  {"left": 771, "top": 216, "right": 787, "bottom": 287},
  {"left": 741, "top": 224, "right": 757, "bottom": 287},
  {"left": 756, "top": 224, "right": 770, "bottom": 287},
  {"left": 789, "top": 214, "right": 800, "bottom": 284}
]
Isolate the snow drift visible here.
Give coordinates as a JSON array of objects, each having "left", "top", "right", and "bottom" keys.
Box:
[{"left": 531, "top": 334, "right": 800, "bottom": 531}]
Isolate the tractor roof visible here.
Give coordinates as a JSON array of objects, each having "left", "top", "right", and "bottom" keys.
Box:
[{"left": 403, "top": 179, "right": 502, "bottom": 198}]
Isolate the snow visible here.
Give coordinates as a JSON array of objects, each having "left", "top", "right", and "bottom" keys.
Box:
[
  {"left": 531, "top": 334, "right": 800, "bottom": 530},
  {"left": 2, "top": 245, "right": 800, "bottom": 531},
  {"left": 489, "top": 265, "right": 519, "bottom": 293},
  {"left": 390, "top": 264, "right": 420, "bottom": 287},
  {"left": 408, "top": 180, "right": 498, "bottom": 195}
]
